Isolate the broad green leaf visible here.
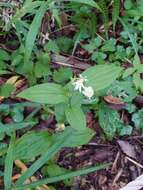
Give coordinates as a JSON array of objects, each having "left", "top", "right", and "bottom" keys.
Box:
[
  {"left": 82, "top": 64, "right": 122, "bottom": 91},
  {"left": 4, "top": 134, "right": 15, "bottom": 190},
  {"left": 63, "top": 127, "right": 95, "bottom": 147},
  {"left": 107, "top": 80, "right": 137, "bottom": 103},
  {"left": 17, "top": 83, "right": 69, "bottom": 104},
  {"left": 0, "top": 83, "right": 14, "bottom": 98},
  {"left": 14, "top": 131, "right": 52, "bottom": 161},
  {"left": 13, "top": 163, "right": 111, "bottom": 190},
  {"left": 65, "top": 106, "right": 86, "bottom": 130},
  {"left": 15, "top": 128, "right": 72, "bottom": 187},
  {"left": 53, "top": 127, "right": 94, "bottom": 148}
]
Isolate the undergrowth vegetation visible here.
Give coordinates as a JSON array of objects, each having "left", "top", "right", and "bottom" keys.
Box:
[{"left": 0, "top": 0, "right": 143, "bottom": 189}]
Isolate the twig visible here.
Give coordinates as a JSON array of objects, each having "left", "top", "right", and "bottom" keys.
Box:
[
  {"left": 125, "top": 157, "right": 143, "bottom": 169},
  {"left": 111, "top": 152, "right": 120, "bottom": 172},
  {"left": 112, "top": 168, "right": 123, "bottom": 185}
]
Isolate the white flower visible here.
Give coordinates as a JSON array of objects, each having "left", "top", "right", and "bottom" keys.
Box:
[
  {"left": 72, "top": 74, "right": 87, "bottom": 92},
  {"left": 82, "top": 86, "right": 94, "bottom": 99}
]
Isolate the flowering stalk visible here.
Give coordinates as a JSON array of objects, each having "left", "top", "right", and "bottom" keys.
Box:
[{"left": 72, "top": 75, "right": 94, "bottom": 99}]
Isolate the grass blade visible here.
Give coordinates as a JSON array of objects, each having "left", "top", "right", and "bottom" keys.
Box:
[
  {"left": 24, "top": 1, "right": 51, "bottom": 69},
  {"left": 4, "top": 134, "right": 15, "bottom": 190},
  {"left": 112, "top": 0, "right": 120, "bottom": 31},
  {"left": 0, "top": 122, "right": 35, "bottom": 133},
  {"left": 13, "top": 163, "right": 111, "bottom": 190},
  {"left": 98, "top": 0, "right": 109, "bottom": 38}
]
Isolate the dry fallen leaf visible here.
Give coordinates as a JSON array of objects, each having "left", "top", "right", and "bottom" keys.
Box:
[
  {"left": 104, "top": 95, "right": 125, "bottom": 105},
  {"left": 117, "top": 140, "right": 136, "bottom": 159}
]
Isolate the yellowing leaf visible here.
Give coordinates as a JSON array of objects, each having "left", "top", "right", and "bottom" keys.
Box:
[{"left": 6, "top": 76, "right": 19, "bottom": 85}]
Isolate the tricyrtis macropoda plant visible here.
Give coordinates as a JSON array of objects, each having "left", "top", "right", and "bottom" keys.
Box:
[{"left": 18, "top": 64, "right": 122, "bottom": 134}]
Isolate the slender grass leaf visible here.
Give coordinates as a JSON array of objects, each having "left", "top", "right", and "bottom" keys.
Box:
[
  {"left": 13, "top": 163, "right": 111, "bottom": 190},
  {"left": 98, "top": 0, "right": 109, "bottom": 38},
  {"left": 112, "top": 0, "right": 120, "bottom": 31},
  {"left": 24, "top": 1, "right": 50, "bottom": 68},
  {"left": 13, "top": 1, "right": 42, "bottom": 21},
  {"left": 0, "top": 122, "right": 35, "bottom": 133},
  {"left": 17, "top": 83, "right": 69, "bottom": 104},
  {"left": 4, "top": 134, "right": 15, "bottom": 190}
]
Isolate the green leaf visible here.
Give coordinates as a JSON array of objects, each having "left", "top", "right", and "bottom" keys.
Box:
[
  {"left": 82, "top": 64, "right": 122, "bottom": 91},
  {"left": 65, "top": 106, "right": 86, "bottom": 130},
  {"left": 98, "top": 0, "right": 109, "bottom": 38},
  {"left": 14, "top": 131, "right": 52, "bottom": 161},
  {"left": 70, "top": 0, "right": 100, "bottom": 10},
  {"left": 98, "top": 105, "right": 122, "bottom": 140},
  {"left": 119, "top": 125, "right": 133, "bottom": 136},
  {"left": 107, "top": 80, "right": 137, "bottom": 103},
  {"left": 112, "top": 0, "right": 120, "bottom": 31},
  {"left": 132, "top": 108, "right": 143, "bottom": 129},
  {"left": 11, "top": 107, "right": 24, "bottom": 123},
  {"left": 53, "top": 68, "right": 72, "bottom": 83},
  {"left": 0, "top": 83, "right": 14, "bottom": 98},
  {"left": 4, "top": 134, "right": 15, "bottom": 190},
  {"left": 17, "top": 83, "right": 69, "bottom": 105},
  {"left": 14, "top": 128, "right": 72, "bottom": 187},
  {"left": 82, "top": 37, "right": 102, "bottom": 53},
  {"left": 55, "top": 103, "right": 67, "bottom": 123},
  {"left": 13, "top": 163, "right": 111, "bottom": 190},
  {"left": 122, "top": 67, "right": 135, "bottom": 78},
  {"left": 0, "top": 122, "right": 35, "bottom": 134},
  {"left": 42, "top": 164, "right": 73, "bottom": 186},
  {"left": 133, "top": 72, "right": 143, "bottom": 91},
  {"left": 34, "top": 54, "right": 50, "bottom": 78},
  {"left": 119, "top": 18, "right": 139, "bottom": 55},
  {"left": 101, "top": 38, "right": 116, "bottom": 52},
  {"left": 53, "top": 127, "right": 94, "bottom": 148},
  {"left": 63, "top": 127, "right": 95, "bottom": 147},
  {"left": 44, "top": 40, "right": 60, "bottom": 53},
  {"left": 0, "top": 49, "right": 10, "bottom": 61},
  {"left": 24, "top": 1, "right": 50, "bottom": 68}
]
